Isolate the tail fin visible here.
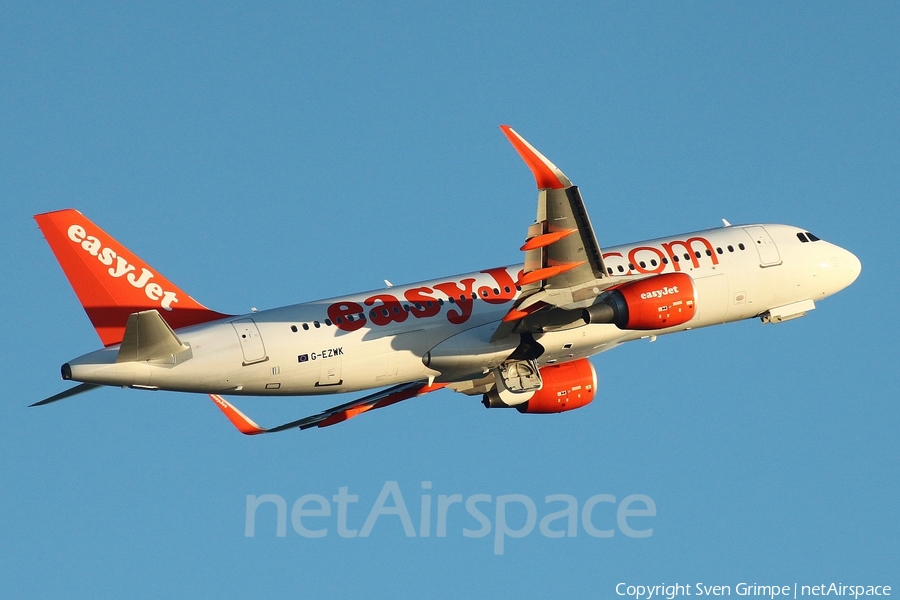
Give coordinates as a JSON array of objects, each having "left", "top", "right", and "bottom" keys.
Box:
[{"left": 35, "top": 209, "right": 231, "bottom": 346}]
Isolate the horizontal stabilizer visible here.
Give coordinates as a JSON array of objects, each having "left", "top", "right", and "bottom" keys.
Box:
[
  {"left": 117, "top": 310, "right": 190, "bottom": 363},
  {"left": 30, "top": 382, "right": 102, "bottom": 407}
]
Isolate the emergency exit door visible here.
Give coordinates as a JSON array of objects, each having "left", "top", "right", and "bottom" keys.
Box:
[
  {"left": 743, "top": 226, "right": 782, "bottom": 267},
  {"left": 232, "top": 318, "right": 268, "bottom": 365}
]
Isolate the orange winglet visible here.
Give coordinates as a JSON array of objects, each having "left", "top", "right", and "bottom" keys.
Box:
[
  {"left": 209, "top": 394, "right": 266, "bottom": 435},
  {"left": 516, "top": 261, "right": 585, "bottom": 286},
  {"left": 520, "top": 229, "right": 577, "bottom": 251},
  {"left": 499, "top": 125, "right": 571, "bottom": 190}
]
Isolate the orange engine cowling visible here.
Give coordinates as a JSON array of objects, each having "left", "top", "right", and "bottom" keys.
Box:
[
  {"left": 518, "top": 359, "right": 597, "bottom": 414},
  {"left": 583, "top": 272, "right": 696, "bottom": 330},
  {"left": 482, "top": 358, "right": 598, "bottom": 414}
]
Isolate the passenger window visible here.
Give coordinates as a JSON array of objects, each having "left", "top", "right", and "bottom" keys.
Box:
[
  {"left": 607, "top": 267, "right": 614, "bottom": 275},
  {"left": 695, "top": 251, "right": 702, "bottom": 258},
  {"left": 650, "top": 259, "right": 658, "bottom": 266},
  {"left": 727, "top": 245, "right": 734, "bottom": 252},
  {"left": 291, "top": 325, "right": 298, "bottom": 332},
  {"left": 683, "top": 253, "right": 690, "bottom": 260},
  {"left": 314, "top": 321, "right": 321, "bottom": 328},
  {"left": 325, "top": 319, "right": 332, "bottom": 326},
  {"left": 716, "top": 247, "right": 723, "bottom": 254},
  {"left": 302, "top": 323, "right": 310, "bottom": 331},
  {"left": 662, "top": 257, "right": 669, "bottom": 264},
  {"left": 639, "top": 261, "right": 646, "bottom": 268},
  {"left": 673, "top": 255, "right": 680, "bottom": 262},
  {"left": 628, "top": 263, "right": 635, "bottom": 270},
  {"left": 617, "top": 265, "right": 624, "bottom": 272},
  {"left": 705, "top": 249, "right": 712, "bottom": 256},
  {"left": 739, "top": 243, "right": 745, "bottom": 250},
  {"left": 504, "top": 286, "right": 511, "bottom": 293}
]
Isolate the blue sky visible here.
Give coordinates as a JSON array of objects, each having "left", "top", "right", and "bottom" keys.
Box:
[{"left": 2, "top": 2, "right": 897, "bottom": 598}]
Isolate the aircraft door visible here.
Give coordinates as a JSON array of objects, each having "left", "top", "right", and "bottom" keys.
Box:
[
  {"left": 743, "top": 226, "right": 782, "bottom": 267},
  {"left": 232, "top": 318, "right": 268, "bottom": 365}
]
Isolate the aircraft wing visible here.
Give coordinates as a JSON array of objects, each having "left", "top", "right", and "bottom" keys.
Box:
[
  {"left": 209, "top": 381, "right": 448, "bottom": 435},
  {"left": 500, "top": 125, "right": 607, "bottom": 294},
  {"left": 493, "top": 126, "right": 629, "bottom": 340}
]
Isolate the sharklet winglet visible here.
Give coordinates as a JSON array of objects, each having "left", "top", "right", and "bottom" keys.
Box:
[
  {"left": 499, "top": 125, "right": 572, "bottom": 190},
  {"left": 209, "top": 394, "right": 266, "bottom": 435}
]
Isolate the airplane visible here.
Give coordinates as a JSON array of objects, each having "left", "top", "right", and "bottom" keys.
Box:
[{"left": 32, "top": 126, "right": 861, "bottom": 434}]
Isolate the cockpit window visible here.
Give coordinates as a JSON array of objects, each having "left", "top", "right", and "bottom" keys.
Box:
[
  {"left": 797, "top": 232, "right": 809, "bottom": 243},
  {"left": 806, "top": 232, "right": 821, "bottom": 241}
]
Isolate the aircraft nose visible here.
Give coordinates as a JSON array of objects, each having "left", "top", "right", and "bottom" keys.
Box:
[
  {"left": 845, "top": 249, "right": 862, "bottom": 286},
  {"left": 817, "top": 244, "right": 861, "bottom": 297}
]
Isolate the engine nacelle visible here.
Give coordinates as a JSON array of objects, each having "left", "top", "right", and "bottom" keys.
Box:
[
  {"left": 583, "top": 273, "right": 695, "bottom": 330},
  {"left": 482, "top": 358, "right": 597, "bottom": 414}
]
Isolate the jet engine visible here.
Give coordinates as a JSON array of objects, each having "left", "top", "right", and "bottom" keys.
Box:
[
  {"left": 482, "top": 358, "right": 597, "bottom": 414},
  {"left": 583, "top": 272, "right": 695, "bottom": 330}
]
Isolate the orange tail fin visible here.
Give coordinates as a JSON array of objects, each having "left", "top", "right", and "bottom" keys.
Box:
[{"left": 35, "top": 209, "right": 231, "bottom": 346}]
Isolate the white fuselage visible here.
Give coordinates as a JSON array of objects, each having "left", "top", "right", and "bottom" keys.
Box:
[{"left": 64, "top": 223, "right": 860, "bottom": 396}]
